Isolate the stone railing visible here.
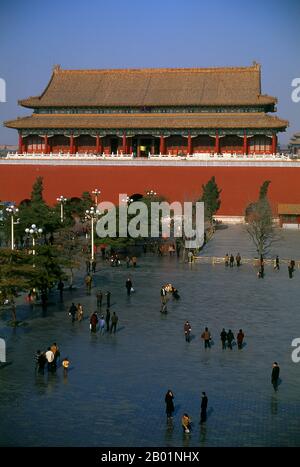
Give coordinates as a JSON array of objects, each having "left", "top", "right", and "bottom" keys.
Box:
[{"left": 4, "top": 151, "right": 297, "bottom": 161}]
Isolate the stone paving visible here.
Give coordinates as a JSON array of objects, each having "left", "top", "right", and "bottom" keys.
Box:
[{"left": 0, "top": 225, "right": 300, "bottom": 447}]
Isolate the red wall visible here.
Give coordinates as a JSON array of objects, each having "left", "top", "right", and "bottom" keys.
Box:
[{"left": 0, "top": 164, "right": 300, "bottom": 216}]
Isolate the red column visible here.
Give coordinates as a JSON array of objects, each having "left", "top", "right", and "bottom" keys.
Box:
[
  {"left": 272, "top": 134, "right": 277, "bottom": 154},
  {"left": 70, "top": 135, "right": 74, "bottom": 154},
  {"left": 122, "top": 132, "right": 127, "bottom": 154},
  {"left": 215, "top": 130, "right": 220, "bottom": 154},
  {"left": 243, "top": 131, "right": 248, "bottom": 155},
  {"left": 44, "top": 135, "right": 49, "bottom": 154},
  {"left": 18, "top": 133, "right": 23, "bottom": 153},
  {"left": 160, "top": 136, "right": 165, "bottom": 154},
  {"left": 96, "top": 135, "right": 103, "bottom": 154},
  {"left": 187, "top": 132, "right": 192, "bottom": 155}
]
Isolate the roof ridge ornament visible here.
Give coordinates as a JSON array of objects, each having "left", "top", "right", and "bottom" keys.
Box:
[{"left": 53, "top": 64, "right": 61, "bottom": 73}]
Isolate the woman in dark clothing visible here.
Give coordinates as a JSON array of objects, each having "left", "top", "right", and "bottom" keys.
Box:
[{"left": 165, "top": 389, "right": 175, "bottom": 419}]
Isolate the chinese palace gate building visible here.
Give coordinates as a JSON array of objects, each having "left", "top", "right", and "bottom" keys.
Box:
[
  {"left": 5, "top": 63, "right": 287, "bottom": 156},
  {"left": 2, "top": 63, "right": 300, "bottom": 220}
]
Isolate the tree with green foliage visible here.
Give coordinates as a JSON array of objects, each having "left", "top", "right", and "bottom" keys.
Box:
[
  {"left": 0, "top": 249, "right": 35, "bottom": 323},
  {"left": 55, "top": 227, "right": 83, "bottom": 288},
  {"left": 200, "top": 176, "right": 222, "bottom": 222},
  {"left": 245, "top": 180, "right": 275, "bottom": 256}
]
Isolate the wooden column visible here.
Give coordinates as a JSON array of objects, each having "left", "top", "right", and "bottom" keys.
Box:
[
  {"left": 70, "top": 135, "right": 74, "bottom": 154},
  {"left": 151, "top": 137, "right": 155, "bottom": 155},
  {"left": 272, "top": 134, "right": 277, "bottom": 154},
  {"left": 123, "top": 131, "right": 127, "bottom": 154},
  {"left": 96, "top": 135, "right": 103, "bottom": 154},
  {"left": 137, "top": 138, "right": 141, "bottom": 157},
  {"left": 187, "top": 132, "right": 192, "bottom": 155},
  {"left": 44, "top": 135, "right": 49, "bottom": 154},
  {"left": 243, "top": 131, "right": 248, "bottom": 155},
  {"left": 18, "top": 133, "right": 23, "bottom": 153},
  {"left": 160, "top": 135, "right": 165, "bottom": 155},
  {"left": 215, "top": 130, "right": 220, "bottom": 154}
]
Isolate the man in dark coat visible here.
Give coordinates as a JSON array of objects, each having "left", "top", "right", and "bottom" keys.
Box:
[
  {"left": 271, "top": 362, "right": 280, "bottom": 391},
  {"left": 220, "top": 328, "right": 227, "bottom": 349},
  {"left": 200, "top": 392, "right": 208, "bottom": 424},
  {"left": 126, "top": 277, "right": 132, "bottom": 296},
  {"left": 184, "top": 321, "right": 191, "bottom": 342},
  {"left": 165, "top": 390, "right": 175, "bottom": 419},
  {"left": 105, "top": 308, "right": 111, "bottom": 332},
  {"left": 110, "top": 312, "right": 118, "bottom": 334},
  {"left": 69, "top": 303, "right": 77, "bottom": 322}
]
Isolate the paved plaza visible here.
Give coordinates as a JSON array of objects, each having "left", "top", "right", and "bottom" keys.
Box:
[{"left": 0, "top": 225, "right": 300, "bottom": 447}]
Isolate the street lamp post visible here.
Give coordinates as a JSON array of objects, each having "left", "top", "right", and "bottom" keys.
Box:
[
  {"left": 25, "top": 224, "right": 43, "bottom": 266},
  {"left": 92, "top": 189, "right": 101, "bottom": 207},
  {"left": 5, "top": 205, "right": 19, "bottom": 250},
  {"left": 56, "top": 195, "right": 67, "bottom": 223},
  {"left": 85, "top": 207, "right": 100, "bottom": 261}
]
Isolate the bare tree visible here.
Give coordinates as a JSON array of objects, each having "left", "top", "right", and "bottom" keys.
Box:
[{"left": 245, "top": 181, "right": 276, "bottom": 256}]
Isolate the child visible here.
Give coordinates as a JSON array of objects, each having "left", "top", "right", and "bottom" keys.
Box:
[{"left": 62, "top": 357, "right": 70, "bottom": 375}]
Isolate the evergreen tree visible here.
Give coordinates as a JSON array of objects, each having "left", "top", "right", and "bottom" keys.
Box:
[{"left": 200, "top": 176, "right": 222, "bottom": 221}]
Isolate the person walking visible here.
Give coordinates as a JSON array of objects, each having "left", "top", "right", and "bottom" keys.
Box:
[
  {"left": 237, "top": 329, "right": 245, "bottom": 349},
  {"left": 77, "top": 303, "right": 84, "bottom": 322},
  {"left": 200, "top": 392, "right": 208, "bottom": 424},
  {"left": 271, "top": 362, "right": 280, "bottom": 391},
  {"left": 62, "top": 357, "right": 70, "bottom": 376},
  {"left": 37, "top": 351, "right": 47, "bottom": 374},
  {"left": 288, "top": 261, "right": 294, "bottom": 278},
  {"left": 45, "top": 347, "right": 55, "bottom": 372},
  {"left": 86, "top": 259, "right": 91, "bottom": 273},
  {"left": 184, "top": 321, "right": 192, "bottom": 342},
  {"left": 69, "top": 303, "right": 77, "bottom": 322},
  {"left": 126, "top": 277, "right": 133, "bottom": 296},
  {"left": 165, "top": 389, "right": 175, "bottom": 420},
  {"left": 110, "top": 312, "right": 118, "bottom": 334},
  {"left": 236, "top": 253, "right": 241, "bottom": 267},
  {"left": 50, "top": 342, "right": 60, "bottom": 368},
  {"left": 90, "top": 311, "right": 98, "bottom": 333},
  {"left": 229, "top": 254, "right": 234, "bottom": 267},
  {"left": 96, "top": 290, "right": 103, "bottom": 309},
  {"left": 201, "top": 327, "right": 212, "bottom": 349},
  {"left": 160, "top": 286, "right": 168, "bottom": 313},
  {"left": 85, "top": 273, "right": 93, "bottom": 294},
  {"left": 181, "top": 413, "right": 191, "bottom": 434},
  {"left": 57, "top": 279, "right": 64, "bottom": 301},
  {"left": 224, "top": 253, "right": 229, "bottom": 267},
  {"left": 105, "top": 308, "right": 111, "bottom": 332},
  {"left": 220, "top": 328, "right": 227, "bottom": 349},
  {"left": 132, "top": 256, "right": 137, "bottom": 268},
  {"left": 274, "top": 255, "right": 280, "bottom": 270},
  {"left": 227, "top": 329, "right": 235, "bottom": 349},
  {"left": 99, "top": 315, "right": 105, "bottom": 334}
]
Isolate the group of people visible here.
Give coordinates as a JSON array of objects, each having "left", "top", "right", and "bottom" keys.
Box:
[
  {"left": 89, "top": 309, "right": 119, "bottom": 334},
  {"left": 68, "top": 302, "right": 84, "bottom": 322},
  {"left": 165, "top": 390, "right": 208, "bottom": 433},
  {"left": 224, "top": 252, "right": 242, "bottom": 267},
  {"left": 86, "top": 258, "right": 97, "bottom": 274},
  {"left": 160, "top": 284, "right": 180, "bottom": 313},
  {"left": 35, "top": 343, "right": 69, "bottom": 374},
  {"left": 183, "top": 323, "right": 245, "bottom": 350}
]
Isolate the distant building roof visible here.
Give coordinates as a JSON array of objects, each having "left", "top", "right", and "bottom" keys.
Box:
[
  {"left": 278, "top": 204, "right": 300, "bottom": 215},
  {"left": 5, "top": 112, "right": 288, "bottom": 130},
  {"left": 18, "top": 63, "right": 277, "bottom": 108}
]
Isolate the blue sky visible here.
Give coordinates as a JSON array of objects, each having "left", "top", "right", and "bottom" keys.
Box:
[{"left": 0, "top": 0, "right": 299, "bottom": 145}]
